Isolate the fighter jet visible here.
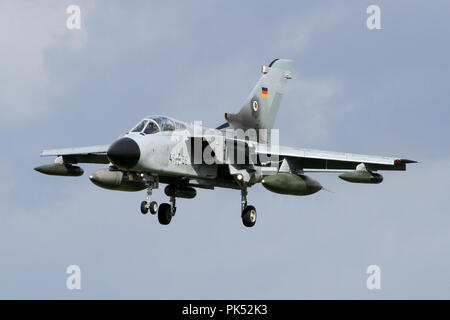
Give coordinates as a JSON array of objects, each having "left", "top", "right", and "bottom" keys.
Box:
[{"left": 35, "top": 59, "right": 417, "bottom": 227}]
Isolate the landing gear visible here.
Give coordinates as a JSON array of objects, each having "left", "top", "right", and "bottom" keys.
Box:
[
  {"left": 140, "top": 192, "right": 158, "bottom": 215},
  {"left": 169, "top": 196, "right": 177, "bottom": 215},
  {"left": 157, "top": 196, "right": 176, "bottom": 225},
  {"left": 140, "top": 201, "right": 149, "bottom": 214},
  {"left": 149, "top": 201, "right": 158, "bottom": 215},
  {"left": 242, "top": 205, "right": 257, "bottom": 227},
  {"left": 140, "top": 174, "right": 159, "bottom": 215},
  {"left": 240, "top": 187, "right": 257, "bottom": 227},
  {"left": 158, "top": 203, "right": 173, "bottom": 225}
]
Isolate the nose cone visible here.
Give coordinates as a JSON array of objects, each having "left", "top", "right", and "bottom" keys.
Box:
[{"left": 107, "top": 137, "right": 140, "bottom": 169}]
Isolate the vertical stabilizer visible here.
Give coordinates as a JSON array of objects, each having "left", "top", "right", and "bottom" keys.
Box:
[{"left": 224, "top": 59, "right": 293, "bottom": 137}]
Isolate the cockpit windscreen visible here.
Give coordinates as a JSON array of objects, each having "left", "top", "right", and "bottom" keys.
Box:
[
  {"left": 129, "top": 116, "right": 186, "bottom": 134},
  {"left": 131, "top": 120, "right": 148, "bottom": 133}
]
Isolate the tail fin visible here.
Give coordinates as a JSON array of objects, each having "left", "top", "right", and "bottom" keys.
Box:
[{"left": 224, "top": 59, "right": 293, "bottom": 137}]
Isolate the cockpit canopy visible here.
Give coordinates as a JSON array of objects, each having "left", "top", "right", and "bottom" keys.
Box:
[{"left": 130, "top": 115, "right": 187, "bottom": 135}]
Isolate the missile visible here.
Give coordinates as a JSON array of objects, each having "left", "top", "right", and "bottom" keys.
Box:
[
  {"left": 164, "top": 185, "right": 197, "bottom": 199},
  {"left": 89, "top": 168, "right": 146, "bottom": 191},
  {"left": 339, "top": 171, "right": 383, "bottom": 184},
  {"left": 262, "top": 173, "right": 322, "bottom": 196},
  {"left": 34, "top": 163, "right": 83, "bottom": 176}
]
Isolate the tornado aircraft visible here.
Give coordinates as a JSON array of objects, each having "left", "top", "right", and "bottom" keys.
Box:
[{"left": 35, "top": 59, "right": 416, "bottom": 227}]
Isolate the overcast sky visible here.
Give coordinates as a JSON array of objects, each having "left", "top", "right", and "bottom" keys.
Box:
[{"left": 0, "top": 0, "right": 449, "bottom": 299}]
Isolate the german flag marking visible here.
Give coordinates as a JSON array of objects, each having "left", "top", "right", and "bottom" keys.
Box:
[{"left": 261, "top": 87, "right": 268, "bottom": 98}]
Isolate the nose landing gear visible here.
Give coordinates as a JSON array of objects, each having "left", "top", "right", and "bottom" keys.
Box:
[
  {"left": 149, "top": 201, "right": 158, "bottom": 214},
  {"left": 140, "top": 175, "right": 159, "bottom": 215},
  {"left": 140, "top": 199, "right": 158, "bottom": 215}
]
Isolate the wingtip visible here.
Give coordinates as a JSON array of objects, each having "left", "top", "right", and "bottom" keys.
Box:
[{"left": 395, "top": 159, "right": 418, "bottom": 164}]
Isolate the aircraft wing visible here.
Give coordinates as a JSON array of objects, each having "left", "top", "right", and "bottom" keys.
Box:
[
  {"left": 256, "top": 145, "right": 417, "bottom": 171},
  {"left": 40, "top": 145, "right": 110, "bottom": 164}
]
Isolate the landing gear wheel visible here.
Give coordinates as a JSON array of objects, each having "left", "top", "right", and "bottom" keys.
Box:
[
  {"left": 149, "top": 201, "right": 158, "bottom": 215},
  {"left": 158, "top": 203, "right": 172, "bottom": 225},
  {"left": 242, "top": 205, "right": 257, "bottom": 227},
  {"left": 140, "top": 201, "right": 149, "bottom": 214}
]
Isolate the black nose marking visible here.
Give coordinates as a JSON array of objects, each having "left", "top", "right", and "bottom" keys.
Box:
[{"left": 107, "top": 137, "right": 140, "bottom": 169}]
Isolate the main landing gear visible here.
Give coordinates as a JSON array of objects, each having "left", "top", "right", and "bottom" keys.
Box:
[
  {"left": 241, "top": 187, "right": 257, "bottom": 227},
  {"left": 157, "top": 196, "right": 176, "bottom": 225}
]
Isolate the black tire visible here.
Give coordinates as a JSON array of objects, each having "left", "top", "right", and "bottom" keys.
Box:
[
  {"left": 158, "top": 203, "right": 172, "bottom": 225},
  {"left": 149, "top": 201, "right": 158, "bottom": 215},
  {"left": 140, "top": 201, "right": 148, "bottom": 214},
  {"left": 242, "top": 205, "right": 257, "bottom": 227}
]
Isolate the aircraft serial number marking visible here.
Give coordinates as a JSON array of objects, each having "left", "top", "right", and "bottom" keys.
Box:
[{"left": 169, "top": 152, "right": 189, "bottom": 166}]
